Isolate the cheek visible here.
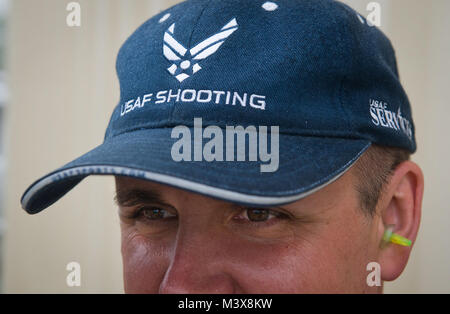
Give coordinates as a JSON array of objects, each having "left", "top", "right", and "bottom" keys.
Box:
[
  {"left": 300, "top": 219, "right": 378, "bottom": 292},
  {"left": 298, "top": 240, "right": 373, "bottom": 292},
  {"left": 238, "top": 222, "right": 375, "bottom": 293},
  {"left": 226, "top": 238, "right": 356, "bottom": 293},
  {"left": 225, "top": 239, "right": 313, "bottom": 293},
  {"left": 121, "top": 229, "right": 172, "bottom": 294}
]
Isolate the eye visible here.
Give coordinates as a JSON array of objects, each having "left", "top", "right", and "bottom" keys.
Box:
[
  {"left": 139, "top": 207, "right": 176, "bottom": 220},
  {"left": 238, "top": 208, "right": 286, "bottom": 223},
  {"left": 245, "top": 208, "right": 271, "bottom": 222}
]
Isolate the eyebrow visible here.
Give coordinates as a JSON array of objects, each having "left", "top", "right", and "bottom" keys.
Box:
[{"left": 114, "top": 188, "right": 165, "bottom": 207}]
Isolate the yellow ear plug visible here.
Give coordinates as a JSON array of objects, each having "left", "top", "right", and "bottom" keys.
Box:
[{"left": 382, "top": 225, "right": 412, "bottom": 247}]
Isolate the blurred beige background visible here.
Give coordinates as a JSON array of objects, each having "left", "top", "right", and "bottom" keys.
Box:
[{"left": 1, "top": 0, "right": 449, "bottom": 293}]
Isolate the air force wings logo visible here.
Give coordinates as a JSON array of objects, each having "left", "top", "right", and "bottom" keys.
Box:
[{"left": 163, "top": 18, "right": 239, "bottom": 82}]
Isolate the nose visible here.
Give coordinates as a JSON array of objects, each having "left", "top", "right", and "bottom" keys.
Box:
[{"left": 158, "top": 229, "right": 237, "bottom": 294}]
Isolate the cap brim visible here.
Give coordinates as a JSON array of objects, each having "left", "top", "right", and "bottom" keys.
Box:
[{"left": 21, "top": 128, "right": 371, "bottom": 214}]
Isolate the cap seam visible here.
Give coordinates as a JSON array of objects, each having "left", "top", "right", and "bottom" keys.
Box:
[
  {"left": 168, "top": 0, "right": 212, "bottom": 124},
  {"left": 333, "top": 2, "right": 358, "bottom": 132},
  {"left": 106, "top": 123, "right": 373, "bottom": 141}
]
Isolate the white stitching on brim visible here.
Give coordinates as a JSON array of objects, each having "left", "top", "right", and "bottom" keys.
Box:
[{"left": 22, "top": 142, "right": 370, "bottom": 212}]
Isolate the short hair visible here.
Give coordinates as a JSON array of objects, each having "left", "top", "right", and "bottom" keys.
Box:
[{"left": 353, "top": 144, "right": 411, "bottom": 217}]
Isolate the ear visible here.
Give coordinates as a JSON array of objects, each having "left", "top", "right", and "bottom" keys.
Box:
[{"left": 376, "top": 161, "right": 424, "bottom": 281}]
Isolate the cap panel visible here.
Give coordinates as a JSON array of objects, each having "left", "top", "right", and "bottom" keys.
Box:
[
  {"left": 335, "top": 1, "right": 416, "bottom": 152},
  {"left": 109, "top": 0, "right": 211, "bottom": 139},
  {"left": 108, "top": 0, "right": 362, "bottom": 140}
]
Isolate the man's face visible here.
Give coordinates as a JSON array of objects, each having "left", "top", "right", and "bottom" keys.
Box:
[{"left": 115, "top": 167, "right": 383, "bottom": 293}]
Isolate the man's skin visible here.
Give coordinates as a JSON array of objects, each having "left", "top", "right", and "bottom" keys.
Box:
[{"left": 114, "top": 160, "right": 424, "bottom": 293}]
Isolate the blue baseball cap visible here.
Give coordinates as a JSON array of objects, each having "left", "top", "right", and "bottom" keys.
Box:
[{"left": 21, "top": 0, "right": 416, "bottom": 214}]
